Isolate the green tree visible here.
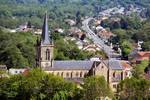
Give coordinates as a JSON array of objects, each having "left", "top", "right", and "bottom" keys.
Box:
[
  {"left": 82, "top": 76, "right": 113, "bottom": 100},
  {"left": 0, "top": 68, "right": 78, "bottom": 100},
  {"left": 0, "top": 29, "right": 36, "bottom": 68},
  {"left": 121, "top": 40, "right": 132, "bottom": 59},
  {"left": 133, "top": 60, "right": 149, "bottom": 79},
  {"left": 118, "top": 77, "right": 150, "bottom": 100}
]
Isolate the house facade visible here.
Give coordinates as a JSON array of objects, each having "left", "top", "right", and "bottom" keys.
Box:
[{"left": 36, "top": 13, "right": 132, "bottom": 91}]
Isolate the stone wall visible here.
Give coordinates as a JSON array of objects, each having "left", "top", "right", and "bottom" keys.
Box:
[{"left": 45, "top": 69, "right": 89, "bottom": 78}]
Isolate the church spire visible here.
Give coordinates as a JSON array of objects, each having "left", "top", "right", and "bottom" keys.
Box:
[{"left": 41, "top": 12, "right": 51, "bottom": 45}]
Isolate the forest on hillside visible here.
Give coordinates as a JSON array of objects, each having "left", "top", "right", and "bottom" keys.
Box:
[{"left": 0, "top": 0, "right": 150, "bottom": 28}]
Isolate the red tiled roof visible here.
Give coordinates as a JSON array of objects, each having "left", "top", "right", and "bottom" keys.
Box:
[{"left": 137, "top": 52, "right": 150, "bottom": 56}]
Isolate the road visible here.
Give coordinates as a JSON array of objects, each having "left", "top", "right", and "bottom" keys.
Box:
[{"left": 82, "top": 18, "right": 120, "bottom": 59}]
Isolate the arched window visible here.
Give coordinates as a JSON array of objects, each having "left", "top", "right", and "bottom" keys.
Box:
[
  {"left": 71, "top": 72, "right": 73, "bottom": 78},
  {"left": 61, "top": 72, "right": 63, "bottom": 77},
  {"left": 66, "top": 72, "right": 69, "bottom": 77},
  {"left": 46, "top": 49, "right": 50, "bottom": 60},
  {"left": 113, "top": 72, "right": 116, "bottom": 78},
  {"left": 76, "top": 72, "right": 79, "bottom": 77},
  {"left": 125, "top": 72, "right": 128, "bottom": 76},
  {"left": 80, "top": 72, "right": 82, "bottom": 77},
  {"left": 57, "top": 72, "right": 59, "bottom": 76}
]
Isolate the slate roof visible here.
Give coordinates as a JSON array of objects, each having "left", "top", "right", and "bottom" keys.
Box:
[
  {"left": 41, "top": 12, "right": 51, "bottom": 45},
  {"left": 44, "top": 60, "right": 94, "bottom": 71},
  {"left": 104, "top": 60, "right": 123, "bottom": 70}
]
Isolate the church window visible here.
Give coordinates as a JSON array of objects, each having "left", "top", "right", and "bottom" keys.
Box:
[
  {"left": 66, "top": 72, "right": 69, "bottom": 77},
  {"left": 57, "top": 72, "right": 59, "bottom": 76},
  {"left": 121, "top": 72, "right": 123, "bottom": 80},
  {"left": 125, "top": 72, "right": 128, "bottom": 76},
  {"left": 80, "top": 72, "right": 82, "bottom": 77},
  {"left": 76, "top": 72, "right": 79, "bottom": 77},
  {"left": 113, "top": 72, "right": 116, "bottom": 78},
  {"left": 71, "top": 72, "right": 73, "bottom": 78},
  {"left": 46, "top": 49, "right": 50, "bottom": 60},
  {"left": 61, "top": 72, "right": 63, "bottom": 77}
]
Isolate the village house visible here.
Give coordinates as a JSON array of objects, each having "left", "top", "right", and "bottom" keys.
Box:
[
  {"left": 8, "top": 68, "right": 29, "bottom": 75},
  {"left": 82, "top": 43, "right": 102, "bottom": 52},
  {"left": 129, "top": 51, "right": 150, "bottom": 63},
  {"left": 0, "top": 65, "right": 7, "bottom": 70},
  {"left": 97, "top": 29, "right": 114, "bottom": 40},
  {"left": 65, "top": 19, "right": 76, "bottom": 26},
  {"left": 34, "top": 29, "right": 42, "bottom": 35},
  {"left": 68, "top": 27, "right": 86, "bottom": 39}
]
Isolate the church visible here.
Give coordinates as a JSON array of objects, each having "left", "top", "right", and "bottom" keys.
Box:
[{"left": 36, "top": 13, "right": 132, "bottom": 92}]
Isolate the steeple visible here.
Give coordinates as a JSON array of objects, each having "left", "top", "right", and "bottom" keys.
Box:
[{"left": 41, "top": 12, "right": 51, "bottom": 45}]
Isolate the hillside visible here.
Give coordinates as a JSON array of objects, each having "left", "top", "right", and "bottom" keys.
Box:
[{"left": 0, "top": 0, "right": 150, "bottom": 28}]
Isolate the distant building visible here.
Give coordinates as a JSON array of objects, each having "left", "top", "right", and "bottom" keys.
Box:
[
  {"left": 54, "top": 28, "right": 64, "bottom": 33},
  {"left": 97, "top": 29, "right": 114, "bottom": 40},
  {"left": 82, "top": 43, "right": 101, "bottom": 52},
  {"left": 34, "top": 29, "right": 42, "bottom": 35},
  {"left": 65, "top": 19, "right": 76, "bottom": 26},
  {"left": 0, "top": 65, "right": 7, "bottom": 70},
  {"left": 8, "top": 68, "right": 28, "bottom": 75},
  {"left": 68, "top": 27, "right": 85, "bottom": 38},
  {"left": 36, "top": 13, "right": 132, "bottom": 92},
  {"left": 0, "top": 65, "right": 8, "bottom": 78},
  {"left": 129, "top": 51, "right": 150, "bottom": 63}
]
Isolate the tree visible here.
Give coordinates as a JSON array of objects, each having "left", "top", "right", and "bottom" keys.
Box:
[
  {"left": 118, "top": 77, "right": 150, "bottom": 100},
  {"left": 53, "top": 35, "right": 93, "bottom": 60},
  {"left": 112, "top": 29, "right": 127, "bottom": 40},
  {"left": 0, "top": 68, "right": 78, "bottom": 100},
  {"left": 133, "top": 60, "right": 149, "bottom": 79},
  {"left": 0, "top": 30, "right": 36, "bottom": 68},
  {"left": 120, "top": 18, "right": 128, "bottom": 29},
  {"left": 80, "top": 34, "right": 86, "bottom": 40},
  {"left": 121, "top": 40, "right": 132, "bottom": 59},
  {"left": 82, "top": 76, "right": 113, "bottom": 100},
  {"left": 76, "top": 11, "right": 82, "bottom": 26},
  {"left": 113, "top": 21, "right": 121, "bottom": 29}
]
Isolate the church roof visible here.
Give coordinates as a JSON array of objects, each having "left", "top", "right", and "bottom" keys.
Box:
[
  {"left": 41, "top": 12, "right": 51, "bottom": 45},
  {"left": 104, "top": 60, "right": 123, "bottom": 70},
  {"left": 44, "top": 60, "right": 94, "bottom": 70}
]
